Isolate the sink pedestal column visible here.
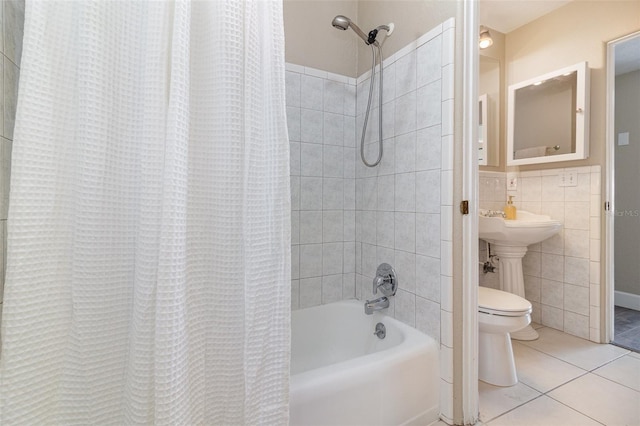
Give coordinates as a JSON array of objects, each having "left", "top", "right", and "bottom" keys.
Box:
[{"left": 491, "top": 243, "right": 539, "bottom": 341}]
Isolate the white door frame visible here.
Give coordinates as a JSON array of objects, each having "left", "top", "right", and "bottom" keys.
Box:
[
  {"left": 604, "top": 30, "right": 640, "bottom": 343},
  {"left": 462, "top": 0, "right": 479, "bottom": 423}
]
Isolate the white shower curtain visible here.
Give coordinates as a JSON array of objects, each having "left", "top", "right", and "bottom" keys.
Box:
[{"left": 0, "top": 1, "right": 290, "bottom": 424}]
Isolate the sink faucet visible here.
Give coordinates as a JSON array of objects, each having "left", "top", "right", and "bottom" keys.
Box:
[{"left": 364, "top": 296, "right": 390, "bottom": 314}]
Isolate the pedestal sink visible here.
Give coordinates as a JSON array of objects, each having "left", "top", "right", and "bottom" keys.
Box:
[{"left": 479, "top": 210, "right": 562, "bottom": 340}]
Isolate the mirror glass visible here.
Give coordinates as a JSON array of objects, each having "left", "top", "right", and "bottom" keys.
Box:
[
  {"left": 507, "top": 61, "right": 590, "bottom": 166},
  {"left": 479, "top": 56, "right": 499, "bottom": 167}
]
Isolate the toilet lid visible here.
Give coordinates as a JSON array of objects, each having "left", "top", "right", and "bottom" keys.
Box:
[{"left": 479, "top": 287, "right": 532, "bottom": 316}]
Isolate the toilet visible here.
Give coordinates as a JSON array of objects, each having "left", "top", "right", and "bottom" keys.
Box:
[{"left": 478, "top": 286, "right": 532, "bottom": 387}]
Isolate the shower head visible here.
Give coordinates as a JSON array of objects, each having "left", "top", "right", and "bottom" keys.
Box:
[{"left": 331, "top": 15, "right": 370, "bottom": 44}]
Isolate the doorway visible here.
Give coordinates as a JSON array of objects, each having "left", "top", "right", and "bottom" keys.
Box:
[{"left": 606, "top": 30, "right": 640, "bottom": 353}]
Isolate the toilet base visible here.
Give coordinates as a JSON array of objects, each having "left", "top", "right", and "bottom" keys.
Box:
[
  {"left": 479, "top": 331, "right": 518, "bottom": 387},
  {"left": 510, "top": 324, "right": 539, "bottom": 341}
]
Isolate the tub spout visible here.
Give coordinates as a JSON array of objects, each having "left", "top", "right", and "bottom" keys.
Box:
[{"left": 364, "top": 296, "right": 389, "bottom": 315}]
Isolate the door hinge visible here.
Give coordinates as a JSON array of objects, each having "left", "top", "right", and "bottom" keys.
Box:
[
  {"left": 460, "top": 200, "right": 469, "bottom": 215},
  {"left": 604, "top": 201, "right": 610, "bottom": 211}
]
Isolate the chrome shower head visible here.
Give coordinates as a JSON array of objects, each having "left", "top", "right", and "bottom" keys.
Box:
[
  {"left": 331, "top": 15, "right": 350, "bottom": 31},
  {"left": 331, "top": 15, "right": 370, "bottom": 44}
]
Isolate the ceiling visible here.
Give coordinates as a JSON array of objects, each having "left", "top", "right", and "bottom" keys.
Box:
[{"left": 479, "top": 0, "right": 571, "bottom": 34}]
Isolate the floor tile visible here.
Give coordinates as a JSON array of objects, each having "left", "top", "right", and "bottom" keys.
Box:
[
  {"left": 486, "top": 395, "right": 601, "bottom": 426},
  {"left": 593, "top": 354, "right": 640, "bottom": 391},
  {"left": 478, "top": 380, "right": 541, "bottom": 423},
  {"left": 520, "top": 327, "right": 629, "bottom": 370},
  {"left": 548, "top": 373, "right": 640, "bottom": 426},
  {"left": 512, "top": 342, "right": 587, "bottom": 393}
]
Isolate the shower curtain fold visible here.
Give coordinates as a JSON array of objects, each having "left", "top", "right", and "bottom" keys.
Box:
[{"left": 0, "top": 1, "right": 291, "bottom": 425}]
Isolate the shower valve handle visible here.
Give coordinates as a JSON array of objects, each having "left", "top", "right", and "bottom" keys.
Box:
[{"left": 372, "top": 263, "right": 397, "bottom": 297}]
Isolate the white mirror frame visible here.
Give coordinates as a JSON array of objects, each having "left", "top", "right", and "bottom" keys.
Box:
[
  {"left": 507, "top": 61, "right": 590, "bottom": 166},
  {"left": 478, "top": 93, "right": 488, "bottom": 166}
]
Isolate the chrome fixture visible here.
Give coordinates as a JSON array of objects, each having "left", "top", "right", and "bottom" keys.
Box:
[
  {"left": 373, "top": 322, "right": 386, "bottom": 339},
  {"left": 365, "top": 297, "right": 390, "bottom": 315},
  {"left": 479, "top": 26, "right": 493, "bottom": 49},
  {"left": 331, "top": 15, "right": 394, "bottom": 167},
  {"left": 364, "top": 263, "right": 397, "bottom": 315},
  {"left": 372, "top": 263, "right": 397, "bottom": 296}
]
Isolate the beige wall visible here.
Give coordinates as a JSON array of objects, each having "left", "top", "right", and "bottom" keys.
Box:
[
  {"left": 283, "top": 0, "right": 456, "bottom": 77},
  {"left": 283, "top": 0, "right": 359, "bottom": 77},
  {"left": 505, "top": 0, "right": 640, "bottom": 172},
  {"left": 614, "top": 70, "right": 640, "bottom": 296}
]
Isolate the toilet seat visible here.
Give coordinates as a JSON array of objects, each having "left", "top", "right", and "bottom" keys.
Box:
[{"left": 479, "top": 287, "right": 531, "bottom": 317}]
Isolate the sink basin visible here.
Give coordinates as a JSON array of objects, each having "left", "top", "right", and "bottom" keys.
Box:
[{"left": 479, "top": 210, "right": 562, "bottom": 247}]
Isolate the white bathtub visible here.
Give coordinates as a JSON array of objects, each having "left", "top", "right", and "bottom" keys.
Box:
[{"left": 290, "top": 299, "right": 440, "bottom": 426}]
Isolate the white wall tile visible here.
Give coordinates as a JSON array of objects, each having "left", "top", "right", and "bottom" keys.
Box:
[
  {"left": 416, "top": 125, "right": 441, "bottom": 171},
  {"left": 300, "top": 142, "right": 323, "bottom": 176},
  {"left": 323, "top": 242, "right": 344, "bottom": 275},
  {"left": 417, "top": 80, "right": 442, "bottom": 130},
  {"left": 416, "top": 296, "right": 440, "bottom": 340},
  {"left": 286, "top": 106, "right": 301, "bottom": 141},
  {"left": 376, "top": 210, "right": 395, "bottom": 248},
  {"left": 564, "top": 283, "right": 590, "bottom": 315},
  {"left": 322, "top": 210, "right": 343, "bottom": 242},
  {"left": 300, "top": 277, "right": 322, "bottom": 308},
  {"left": 300, "top": 74, "right": 323, "bottom": 110},
  {"left": 394, "top": 289, "right": 416, "bottom": 326},
  {"left": 299, "top": 244, "right": 323, "bottom": 278},
  {"left": 416, "top": 254, "right": 440, "bottom": 302},
  {"left": 416, "top": 170, "right": 441, "bottom": 213},
  {"left": 300, "top": 177, "right": 322, "bottom": 210},
  {"left": 292, "top": 245, "right": 300, "bottom": 280},
  {"left": 300, "top": 109, "right": 323, "bottom": 144},
  {"left": 323, "top": 112, "right": 344, "bottom": 146},
  {"left": 394, "top": 91, "right": 417, "bottom": 135},
  {"left": 564, "top": 256, "right": 589, "bottom": 287},
  {"left": 300, "top": 211, "right": 322, "bottom": 244},
  {"left": 324, "top": 80, "right": 344, "bottom": 114},
  {"left": 323, "top": 177, "right": 344, "bottom": 210},
  {"left": 564, "top": 229, "right": 590, "bottom": 258},
  {"left": 395, "top": 172, "right": 416, "bottom": 212},
  {"left": 395, "top": 132, "right": 416, "bottom": 173},
  {"left": 377, "top": 174, "right": 395, "bottom": 211},
  {"left": 395, "top": 50, "right": 417, "bottom": 98},
  {"left": 416, "top": 35, "right": 442, "bottom": 88},
  {"left": 394, "top": 212, "right": 416, "bottom": 252},
  {"left": 322, "top": 145, "right": 343, "bottom": 177},
  {"left": 322, "top": 274, "right": 343, "bottom": 304},
  {"left": 541, "top": 304, "right": 564, "bottom": 330},
  {"left": 395, "top": 250, "right": 416, "bottom": 293},
  {"left": 286, "top": 71, "right": 301, "bottom": 108},
  {"left": 416, "top": 213, "right": 440, "bottom": 257}
]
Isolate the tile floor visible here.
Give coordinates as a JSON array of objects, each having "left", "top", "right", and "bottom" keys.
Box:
[
  {"left": 432, "top": 324, "right": 640, "bottom": 426},
  {"left": 613, "top": 306, "right": 640, "bottom": 353},
  {"left": 480, "top": 325, "right": 640, "bottom": 425}
]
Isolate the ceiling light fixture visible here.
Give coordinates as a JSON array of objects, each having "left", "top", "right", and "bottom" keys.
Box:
[{"left": 479, "top": 26, "right": 493, "bottom": 49}]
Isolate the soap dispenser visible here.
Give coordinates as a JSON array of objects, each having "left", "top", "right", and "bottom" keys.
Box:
[{"left": 504, "top": 195, "right": 516, "bottom": 220}]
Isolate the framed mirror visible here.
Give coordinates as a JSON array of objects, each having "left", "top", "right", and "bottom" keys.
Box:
[
  {"left": 478, "top": 94, "right": 488, "bottom": 165},
  {"left": 507, "top": 61, "right": 590, "bottom": 166},
  {"left": 479, "top": 56, "right": 500, "bottom": 167}
]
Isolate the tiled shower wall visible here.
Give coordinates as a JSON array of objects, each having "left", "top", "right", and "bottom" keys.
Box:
[
  {"left": 0, "top": 0, "right": 25, "bottom": 335},
  {"left": 479, "top": 167, "right": 602, "bottom": 342},
  {"left": 353, "top": 21, "right": 454, "bottom": 345},
  {"left": 287, "top": 19, "right": 456, "bottom": 420},
  {"left": 286, "top": 64, "right": 358, "bottom": 309},
  {"left": 287, "top": 20, "right": 454, "bottom": 330}
]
